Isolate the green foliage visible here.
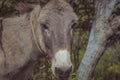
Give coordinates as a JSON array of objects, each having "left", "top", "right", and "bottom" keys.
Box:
[
  {"left": 0, "top": 0, "right": 16, "bottom": 17},
  {"left": 1, "top": 0, "right": 120, "bottom": 80},
  {"left": 93, "top": 40, "right": 120, "bottom": 80},
  {"left": 70, "top": 72, "right": 76, "bottom": 80},
  {"left": 107, "top": 63, "right": 120, "bottom": 74}
]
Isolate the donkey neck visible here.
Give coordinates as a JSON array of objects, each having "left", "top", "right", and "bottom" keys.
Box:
[{"left": 1, "top": 13, "right": 40, "bottom": 74}]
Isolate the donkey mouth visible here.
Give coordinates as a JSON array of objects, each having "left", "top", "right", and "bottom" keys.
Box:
[
  {"left": 55, "top": 69, "right": 71, "bottom": 80},
  {"left": 56, "top": 76, "right": 69, "bottom": 80}
]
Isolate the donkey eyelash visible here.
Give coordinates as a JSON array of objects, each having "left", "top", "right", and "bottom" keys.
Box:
[
  {"left": 41, "top": 23, "right": 49, "bottom": 30},
  {"left": 71, "top": 22, "right": 78, "bottom": 29}
]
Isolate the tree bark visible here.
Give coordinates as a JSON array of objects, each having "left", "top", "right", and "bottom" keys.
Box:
[{"left": 77, "top": 0, "right": 119, "bottom": 80}]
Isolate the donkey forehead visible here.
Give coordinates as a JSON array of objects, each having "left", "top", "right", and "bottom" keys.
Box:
[
  {"left": 39, "top": 12, "right": 77, "bottom": 34},
  {"left": 39, "top": 12, "right": 77, "bottom": 32},
  {"left": 42, "top": 0, "right": 74, "bottom": 13},
  {"left": 38, "top": 0, "right": 77, "bottom": 24},
  {"left": 40, "top": 12, "right": 76, "bottom": 26}
]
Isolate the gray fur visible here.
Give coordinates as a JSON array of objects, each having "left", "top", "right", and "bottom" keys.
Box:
[{"left": 0, "top": 0, "right": 77, "bottom": 80}]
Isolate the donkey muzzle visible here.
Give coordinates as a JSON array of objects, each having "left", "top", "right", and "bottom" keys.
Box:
[{"left": 51, "top": 50, "right": 73, "bottom": 79}]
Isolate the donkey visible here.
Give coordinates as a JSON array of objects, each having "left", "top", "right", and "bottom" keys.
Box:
[{"left": 0, "top": 0, "right": 78, "bottom": 80}]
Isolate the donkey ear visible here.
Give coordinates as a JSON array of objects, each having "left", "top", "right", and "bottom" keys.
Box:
[
  {"left": 39, "top": 0, "right": 50, "bottom": 8},
  {"left": 65, "top": 0, "right": 72, "bottom": 3},
  {"left": 63, "top": 0, "right": 74, "bottom": 6}
]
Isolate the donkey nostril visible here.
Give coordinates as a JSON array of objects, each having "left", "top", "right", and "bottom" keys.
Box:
[
  {"left": 66, "top": 66, "right": 72, "bottom": 74},
  {"left": 55, "top": 67, "right": 63, "bottom": 75},
  {"left": 55, "top": 66, "right": 72, "bottom": 78}
]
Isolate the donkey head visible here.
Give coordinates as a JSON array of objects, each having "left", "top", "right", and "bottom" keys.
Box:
[{"left": 31, "top": 0, "right": 78, "bottom": 79}]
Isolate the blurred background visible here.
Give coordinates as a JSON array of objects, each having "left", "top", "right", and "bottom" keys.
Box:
[{"left": 0, "top": 0, "right": 120, "bottom": 80}]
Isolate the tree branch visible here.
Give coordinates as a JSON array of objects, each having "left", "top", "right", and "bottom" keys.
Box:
[
  {"left": 77, "top": 0, "right": 118, "bottom": 80},
  {"left": 110, "top": 16, "right": 120, "bottom": 30}
]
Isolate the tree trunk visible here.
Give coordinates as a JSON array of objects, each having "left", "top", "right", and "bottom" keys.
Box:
[{"left": 76, "top": 0, "right": 119, "bottom": 80}]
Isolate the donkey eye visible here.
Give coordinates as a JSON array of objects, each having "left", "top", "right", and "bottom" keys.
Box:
[
  {"left": 41, "top": 23, "right": 49, "bottom": 30},
  {"left": 71, "top": 22, "right": 77, "bottom": 30},
  {"left": 41, "top": 23, "right": 50, "bottom": 36}
]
